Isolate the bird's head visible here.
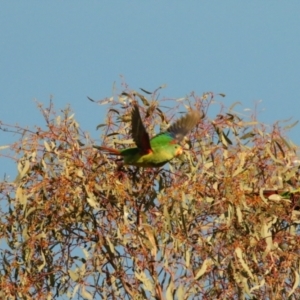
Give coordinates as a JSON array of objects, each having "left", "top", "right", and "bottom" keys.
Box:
[{"left": 171, "top": 143, "right": 183, "bottom": 157}]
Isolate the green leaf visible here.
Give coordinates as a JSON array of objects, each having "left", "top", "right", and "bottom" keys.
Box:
[
  {"left": 185, "top": 248, "right": 191, "bottom": 268},
  {"left": 176, "top": 285, "right": 185, "bottom": 300},
  {"left": 288, "top": 269, "right": 299, "bottom": 297},
  {"left": 266, "top": 144, "right": 284, "bottom": 165},
  {"left": 106, "top": 132, "right": 120, "bottom": 137},
  {"left": 140, "top": 87, "right": 152, "bottom": 94},
  {"left": 165, "top": 275, "right": 174, "bottom": 300},
  {"left": 16, "top": 186, "right": 28, "bottom": 207},
  {"left": 134, "top": 271, "right": 155, "bottom": 294},
  {"left": 16, "top": 159, "right": 30, "bottom": 181},
  {"left": 142, "top": 223, "right": 157, "bottom": 257},
  {"left": 229, "top": 101, "right": 241, "bottom": 111},
  {"left": 0, "top": 145, "right": 10, "bottom": 150},
  {"left": 135, "top": 92, "right": 150, "bottom": 106},
  {"left": 283, "top": 120, "right": 299, "bottom": 130},
  {"left": 221, "top": 131, "right": 232, "bottom": 147},
  {"left": 108, "top": 108, "right": 120, "bottom": 114},
  {"left": 87, "top": 96, "right": 95, "bottom": 102},
  {"left": 235, "top": 247, "right": 254, "bottom": 279},
  {"left": 81, "top": 286, "right": 93, "bottom": 300},
  {"left": 68, "top": 270, "right": 79, "bottom": 282},
  {"left": 240, "top": 132, "right": 255, "bottom": 140},
  {"left": 274, "top": 140, "right": 285, "bottom": 157},
  {"left": 44, "top": 140, "right": 52, "bottom": 152},
  {"left": 96, "top": 124, "right": 107, "bottom": 130},
  {"left": 195, "top": 258, "right": 212, "bottom": 280},
  {"left": 37, "top": 250, "right": 46, "bottom": 272},
  {"left": 106, "top": 236, "right": 115, "bottom": 254},
  {"left": 232, "top": 152, "right": 246, "bottom": 177}
]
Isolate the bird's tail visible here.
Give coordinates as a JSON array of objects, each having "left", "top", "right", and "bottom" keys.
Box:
[{"left": 93, "top": 145, "right": 122, "bottom": 155}]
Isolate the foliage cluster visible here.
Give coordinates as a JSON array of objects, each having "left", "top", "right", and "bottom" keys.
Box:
[{"left": 0, "top": 90, "right": 300, "bottom": 299}]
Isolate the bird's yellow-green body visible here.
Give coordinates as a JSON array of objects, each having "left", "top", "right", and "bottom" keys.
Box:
[{"left": 120, "top": 134, "right": 183, "bottom": 167}]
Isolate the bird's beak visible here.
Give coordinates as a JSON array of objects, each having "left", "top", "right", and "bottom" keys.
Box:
[{"left": 176, "top": 147, "right": 183, "bottom": 156}]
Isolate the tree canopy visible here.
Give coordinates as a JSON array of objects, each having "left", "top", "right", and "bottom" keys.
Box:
[{"left": 0, "top": 89, "right": 300, "bottom": 299}]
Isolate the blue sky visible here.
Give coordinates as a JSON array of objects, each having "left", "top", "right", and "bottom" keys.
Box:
[{"left": 1, "top": 2, "right": 300, "bottom": 176}]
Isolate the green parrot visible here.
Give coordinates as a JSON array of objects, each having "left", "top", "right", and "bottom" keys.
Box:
[{"left": 97, "top": 103, "right": 202, "bottom": 167}]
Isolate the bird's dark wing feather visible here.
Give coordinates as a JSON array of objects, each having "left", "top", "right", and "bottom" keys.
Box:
[
  {"left": 167, "top": 110, "right": 202, "bottom": 142},
  {"left": 131, "top": 103, "right": 152, "bottom": 154}
]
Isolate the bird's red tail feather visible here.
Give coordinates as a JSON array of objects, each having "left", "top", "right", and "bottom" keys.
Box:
[{"left": 93, "top": 145, "right": 121, "bottom": 155}]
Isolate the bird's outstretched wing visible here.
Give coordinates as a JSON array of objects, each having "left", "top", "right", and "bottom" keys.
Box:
[
  {"left": 131, "top": 103, "right": 152, "bottom": 154},
  {"left": 167, "top": 110, "right": 202, "bottom": 143}
]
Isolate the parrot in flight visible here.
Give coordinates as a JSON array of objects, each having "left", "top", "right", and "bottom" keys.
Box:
[{"left": 97, "top": 103, "right": 202, "bottom": 167}]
